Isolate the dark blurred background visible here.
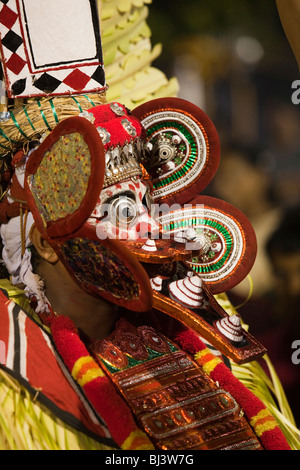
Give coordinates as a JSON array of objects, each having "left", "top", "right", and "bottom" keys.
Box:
[
  {"left": 148, "top": 0, "right": 300, "bottom": 207},
  {"left": 148, "top": 0, "right": 300, "bottom": 426}
]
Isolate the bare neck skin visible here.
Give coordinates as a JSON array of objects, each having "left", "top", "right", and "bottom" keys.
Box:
[{"left": 37, "top": 258, "right": 120, "bottom": 339}]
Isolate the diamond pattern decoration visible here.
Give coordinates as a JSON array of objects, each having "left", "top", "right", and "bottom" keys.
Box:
[
  {"left": 1, "top": 29, "right": 23, "bottom": 52},
  {"left": 62, "top": 68, "right": 91, "bottom": 91},
  {"left": 91, "top": 66, "right": 105, "bottom": 86},
  {"left": 32, "top": 73, "right": 62, "bottom": 94},
  {"left": 0, "top": 4, "right": 17, "bottom": 29},
  {"left": 0, "top": 0, "right": 106, "bottom": 98},
  {"left": 5, "top": 52, "right": 26, "bottom": 75}
]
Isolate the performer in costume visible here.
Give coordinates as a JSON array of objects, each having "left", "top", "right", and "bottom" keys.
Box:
[
  {"left": 0, "top": 0, "right": 296, "bottom": 450},
  {"left": 0, "top": 99, "right": 292, "bottom": 451}
]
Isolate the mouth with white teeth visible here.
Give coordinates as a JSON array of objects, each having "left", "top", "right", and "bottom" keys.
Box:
[{"left": 120, "top": 235, "right": 208, "bottom": 312}]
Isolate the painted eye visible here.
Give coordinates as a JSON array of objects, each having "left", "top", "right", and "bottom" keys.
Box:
[{"left": 110, "top": 196, "right": 137, "bottom": 225}]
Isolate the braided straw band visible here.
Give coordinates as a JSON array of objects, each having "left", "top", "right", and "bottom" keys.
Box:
[{"left": 0, "top": 94, "right": 107, "bottom": 158}]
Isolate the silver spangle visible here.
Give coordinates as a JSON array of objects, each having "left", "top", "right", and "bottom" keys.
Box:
[
  {"left": 79, "top": 110, "right": 96, "bottom": 124},
  {"left": 0, "top": 111, "right": 10, "bottom": 121},
  {"left": 121, "top": 118, "right": 137, "bottom": 137},
  {"left": 110, "top": 102, "right": 125, "bottom": 116},
  {"left": 97, "top": 126, "right": 111, "bottom": 144}
]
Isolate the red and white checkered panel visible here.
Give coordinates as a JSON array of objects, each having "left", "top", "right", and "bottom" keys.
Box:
[{"left": 0, "top": 0, "right": 106, "bottom": 98}]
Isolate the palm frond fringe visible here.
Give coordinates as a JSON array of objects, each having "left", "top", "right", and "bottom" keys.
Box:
[{"left": 216, "top": 293, "right": 300, "bottom": 450}]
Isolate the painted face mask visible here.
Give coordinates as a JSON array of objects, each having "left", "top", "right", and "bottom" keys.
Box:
[
  {"left": 90, "top": 178, "right": 159, "bottom": 240},
  {"left": 82, "top": 98, "right": 258, "bottom": 298},
  {"left": 78, "top": 102, "right": 195, "bottom": 268}
]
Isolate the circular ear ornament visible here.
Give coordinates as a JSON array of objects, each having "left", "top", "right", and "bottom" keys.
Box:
[
  {"left": 132, "top": 97, "right": 220, "bottom": 206},
  {"left": 24, "top": 116, "right": 106, "bottom": 240},
  {"left": 158, "top": 195, "right": 257, "bottom": 294},
  {"left": 24, "top": 115, "right": 153, "bottom": 312}
]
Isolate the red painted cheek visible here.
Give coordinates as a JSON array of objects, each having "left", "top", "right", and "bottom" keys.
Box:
[
  {"left": 109, "top": 226, "right": 119, "bottom": 237},
  {"left": 120, "top": 230, "right": 129, "bottom": 240}
]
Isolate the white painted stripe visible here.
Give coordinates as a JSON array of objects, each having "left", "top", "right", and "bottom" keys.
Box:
[
  {"left": 5, "top": 301, "right": 15, "bottom": 369},
  {"left": 18, "top": 312, "right": 28, "bottom": 379}
]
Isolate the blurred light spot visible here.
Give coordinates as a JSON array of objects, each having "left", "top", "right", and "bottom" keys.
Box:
[{"left": 235, "top": 36, "right": 264, "bottom": 65}]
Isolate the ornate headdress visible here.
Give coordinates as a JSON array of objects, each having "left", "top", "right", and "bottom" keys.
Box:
[
  {"left": 84, "top": 102, "right": 145, "bottom": 188},
  {"left": 0, "top": 0, "right": 154, "bottom": 314}
]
